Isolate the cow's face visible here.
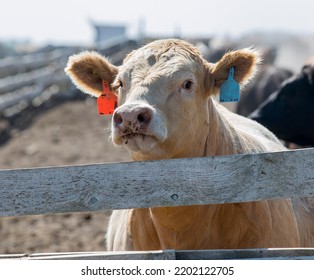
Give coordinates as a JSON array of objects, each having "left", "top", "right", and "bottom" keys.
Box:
[
  {"left": 110, "top": 41, "right": 213, "bottom": 160},
  {"left": 66, "top": 39, "right": 259, "bottom": 160}
]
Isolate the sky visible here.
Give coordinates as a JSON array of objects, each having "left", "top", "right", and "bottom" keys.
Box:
[{"left": 1, "top": 0, "right": 314, "bottom": 46}]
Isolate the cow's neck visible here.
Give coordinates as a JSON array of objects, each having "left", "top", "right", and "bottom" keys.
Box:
[
  {"left": 131, "top": 206, "right": 214, "bottom": 250},
  {"left": 205, "top": 99, "right": 244, "bottom": 156},
  {"left": 131, "top": 200, "right": 300, "bottom": 250}
]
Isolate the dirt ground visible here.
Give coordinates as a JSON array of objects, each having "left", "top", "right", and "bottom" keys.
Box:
[{"left": 0, "top": 98, "right": 131, "bottom": 254}]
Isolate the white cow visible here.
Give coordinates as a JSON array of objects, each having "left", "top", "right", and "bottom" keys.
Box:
[{"left": 66, "top": 39, "right": 313, "bottom": 250}]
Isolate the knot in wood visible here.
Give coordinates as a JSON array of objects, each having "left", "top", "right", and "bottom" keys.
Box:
[
  {"left": 171, "top": 194, "right": 179, "bottom": 201},
  {"left": 89, "top": 196, "right": 98, "bottom": 205}
]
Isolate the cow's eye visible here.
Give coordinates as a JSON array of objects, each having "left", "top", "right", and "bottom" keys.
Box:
[
  {"left": 111, "top": 80, "right": 124, "bottom": 91},
  {"left": 182, "top": 80, "right": 193, "bottom": 90},
  {"left": 112, "top": 79, "right": 124, "bottom": 92}
]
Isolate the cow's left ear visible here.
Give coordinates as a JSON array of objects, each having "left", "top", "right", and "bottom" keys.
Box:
[
  {"left": 65, "top": 51, "right": 118, "bottom": 97},
  {"left": 210, "top": 48, "right": 261, "bottom": 90}
]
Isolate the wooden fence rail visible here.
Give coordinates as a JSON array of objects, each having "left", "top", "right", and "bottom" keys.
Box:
[
  {"left": 0, "top": 49, "right": 70, "bottom": 78},
  {"left": 1, "top": 148, "right": 313, "bottom": 260},
  {"left": 2, "top": 248, "right": 314, "bottom": 260},
  {"left": 0, "top": 148, "right": 313, "bottom": 217},
  {"left": 0, "top": 39, "right": 138, "bottom": 117}
]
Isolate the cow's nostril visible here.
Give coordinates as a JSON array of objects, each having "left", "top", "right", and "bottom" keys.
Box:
[
  {"left": 137, "top": 113, "right": 145, "bottom": 123},
  {"left": 114, "top": 113, "right": 123, "bottom": 126},
  {"left": 137, "top": 111, "right": 151, "bottom": 124}
]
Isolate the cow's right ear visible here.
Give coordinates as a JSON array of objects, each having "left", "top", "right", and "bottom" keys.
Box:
[
  {"left": 212, "top": 48, "right": 261, "bottom": 88},
  {"left": 203, "top": 48, "right": 261, "bottom": 96},
  {"left": 65, "top": 51, "right": 118, "bottom": 97}
]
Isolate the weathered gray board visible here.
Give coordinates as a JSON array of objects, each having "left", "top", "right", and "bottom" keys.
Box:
[
  {"left": 1, "top": 249, "right": 314, "bottom": 260},
  {"left": 0, "top": 148, "right": 313, "bottom": 217}
]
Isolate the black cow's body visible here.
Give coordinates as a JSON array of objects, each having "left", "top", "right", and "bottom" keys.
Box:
[
  {"left": 237, "top": 65, "right": 293, "bottom": 116},
  {"left": 249, "top": 65, "right": 314, "bottom": 146}
]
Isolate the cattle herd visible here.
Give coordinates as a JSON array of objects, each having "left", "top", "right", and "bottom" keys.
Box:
[{"left": 66, "top": 39, "right": 314, "bottom": 251}]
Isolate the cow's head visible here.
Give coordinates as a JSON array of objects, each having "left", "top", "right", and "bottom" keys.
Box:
[{"left": 65, "top": 39, "right": 260, "bottom": 160}]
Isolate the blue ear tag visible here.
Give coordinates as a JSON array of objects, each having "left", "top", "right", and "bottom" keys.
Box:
[{"left": 219, "top": 67, "right": 240, "bottom": 102}]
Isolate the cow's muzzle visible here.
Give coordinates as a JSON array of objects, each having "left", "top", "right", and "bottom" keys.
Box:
[{"left": 111, "top": 103, "right": 167, "bottom": 152}]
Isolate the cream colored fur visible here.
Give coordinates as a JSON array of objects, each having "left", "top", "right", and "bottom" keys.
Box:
[{"left": 65, "top": 39, "right": 313, "bottom": 250}]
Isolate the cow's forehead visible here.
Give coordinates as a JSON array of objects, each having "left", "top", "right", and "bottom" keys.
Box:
[
  {"left": 126, "top": 39, "right": 203, "bottom": 61},
  {"left": 119, "top": 40, "right": 204, "bottom": 81}
]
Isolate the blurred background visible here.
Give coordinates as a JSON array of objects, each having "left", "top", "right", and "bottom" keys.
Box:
[{"left": 0, "top": 0, "right": 313, "bottom": 254}]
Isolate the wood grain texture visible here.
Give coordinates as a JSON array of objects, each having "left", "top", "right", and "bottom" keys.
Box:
[
  {"left": 28, "top": 250, "right": 176, "bottom": 260},
  {"left": 1, "top": 249, "right": 314, "bottom": 260},
  {"left": 0, "top": 148, "right": 313, "bottom": 217},
  {"left": 176, "top": 248, "right": 314, "bottom": 260}
]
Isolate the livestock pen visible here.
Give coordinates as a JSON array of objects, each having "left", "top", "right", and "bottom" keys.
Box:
[
  {"left": 0, "top": 38, "right": 137, "bottom": 118},
  {"left": 0, "top": 148, "right": 313, "bottom": 260}
]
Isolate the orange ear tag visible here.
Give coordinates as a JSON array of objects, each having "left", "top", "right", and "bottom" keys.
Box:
[{"left": 97, "top": 81, "right": 117, "bottom": 115}]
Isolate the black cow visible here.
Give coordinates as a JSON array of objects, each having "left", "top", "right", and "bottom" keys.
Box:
[
  {"left": 249, "top": 65, "right": 314, "bottom": 146},
  {"left": 237, "top": 64, "right": 293, "bottom": 116}
]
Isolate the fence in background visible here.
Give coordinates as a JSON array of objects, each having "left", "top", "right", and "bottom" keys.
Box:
[{"left": 0, "top": 39, "right": 138, "bottom": 117}]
